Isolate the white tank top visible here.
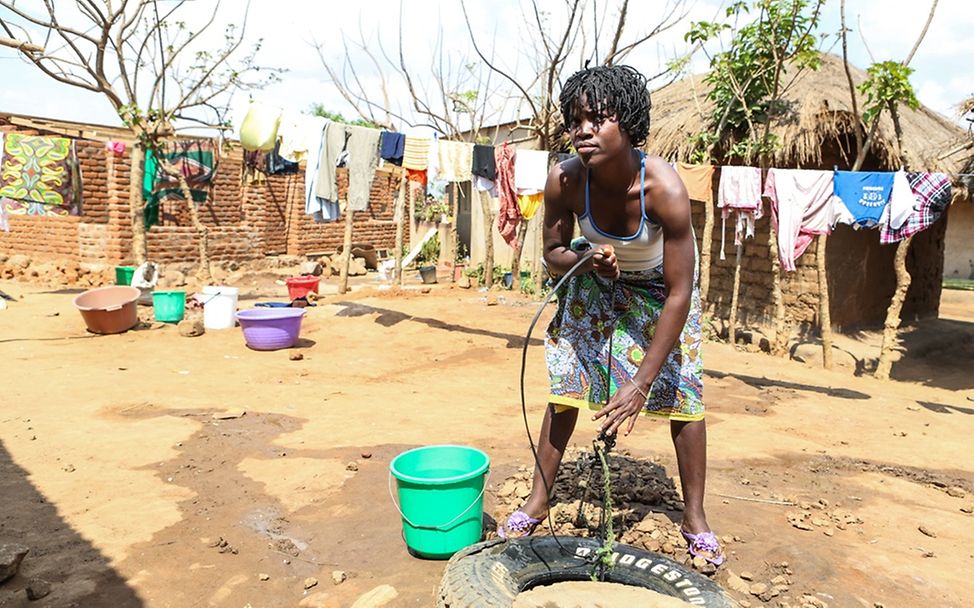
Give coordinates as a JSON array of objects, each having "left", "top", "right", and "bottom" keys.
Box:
[{"left": 576, "top": 152, "right": 664, "bottom": 271}]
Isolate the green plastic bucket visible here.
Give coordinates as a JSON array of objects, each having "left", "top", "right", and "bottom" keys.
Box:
[
  {"left": 115, "top": 266, "right": 136, "bottom": 286},
  {"left": 152, "top": 290, "right": 186, "bottom": 323},
  {"left": 389, "top": 445, "right": 490, "bottom": 559}
]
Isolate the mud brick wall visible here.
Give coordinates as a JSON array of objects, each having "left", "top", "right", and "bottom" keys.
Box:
[
  {"left": 146, "top": 226, "right": 262, "bottom": 263},
  {"left": 241, "top": 172, "right": 301, "bottom": 256},
  {"left": 157, "top": 150, "right": 244, "bottom": 227},
  {"left": 285, "top": 166, "right": 398, "bottom": 255}
]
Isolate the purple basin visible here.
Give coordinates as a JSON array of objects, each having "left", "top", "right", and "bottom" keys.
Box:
[{"left": 236, "top": 308, "right": 306, "bottom": 351}]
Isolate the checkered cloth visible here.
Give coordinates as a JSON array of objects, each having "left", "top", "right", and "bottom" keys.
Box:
[{"left": 879, "top": 172, "right": 951, "bottom": 244}]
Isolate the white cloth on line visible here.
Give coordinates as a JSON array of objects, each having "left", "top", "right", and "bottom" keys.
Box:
[
  {"left": 514, "top": 149, "right": 548, "bottom": 194},
  {"left": 880, "top": 170, "right": 919, "bottom": 232}
]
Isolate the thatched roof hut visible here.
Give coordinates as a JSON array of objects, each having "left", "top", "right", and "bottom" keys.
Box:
[{"left": 646, "top": 53, "right": 970, "bottom": 178}]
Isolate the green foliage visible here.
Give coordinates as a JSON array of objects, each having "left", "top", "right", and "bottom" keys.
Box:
[
  {"left": 857, "top": 61, "right": 920, "bottom": 125},
  {"left": 686, "top": 0, "right": 823, "bottom": 161},
  {"left": 308, "top": 103, "right": 380, "bottom": 129},
  {"left": 415, "top": 233, "right": 441, "bottom": 267}
]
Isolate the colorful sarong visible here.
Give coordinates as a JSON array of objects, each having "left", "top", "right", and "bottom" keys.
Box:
[
  {"left": 143, "top": 140, "right": 217, "bottom": 228},
  {"left": 545, "top": 265, "right": 704, "bottom": 421},
  {"left": 0, "top": 133, "right": 79, "bottom": 211}
]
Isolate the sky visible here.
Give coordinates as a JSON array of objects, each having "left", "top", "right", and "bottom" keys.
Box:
[{"left": 0, "top": 0, "right": 970, "bottom": 135}]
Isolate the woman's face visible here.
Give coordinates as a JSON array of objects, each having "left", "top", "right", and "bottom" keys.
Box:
[{"left": 567, "top": 96, "right": 632, "bottom": 168}]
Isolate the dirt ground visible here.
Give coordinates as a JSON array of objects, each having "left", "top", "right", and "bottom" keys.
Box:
[{"left": 1, "top": 276, "right": 973, "bottom": 607}]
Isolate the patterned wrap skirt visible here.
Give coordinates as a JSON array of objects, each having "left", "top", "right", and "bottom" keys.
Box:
[{"left": 545, "top": 264, "right": 704, "bottom": 421}]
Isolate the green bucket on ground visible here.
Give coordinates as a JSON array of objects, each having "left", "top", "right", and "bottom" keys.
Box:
[
  {"left": 389, "top": 445, "right": 490, "bottom": 559},
  {"left": 152, "top": 290, "right": 186, "bottom": 323},
  {"left": 115, "top": 266, "right": 136, "bottom": 286}
]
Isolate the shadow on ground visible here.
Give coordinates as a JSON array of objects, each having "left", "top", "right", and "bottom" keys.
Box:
[{"left": 0, "top": 439, "right": 143, "bottom": 607}]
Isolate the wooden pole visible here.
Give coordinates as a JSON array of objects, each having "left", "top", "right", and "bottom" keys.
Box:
[
  {"left": 128, "top": 145, "right": 148, "bottom": 265},
  {"left": 393, "top": 174, "right": 406, "bottom": 285},
  {"left": 448, "top": 182, "right": 459, "bottom": 282},
  {"left": 817, "top": 234, "right": 833, "bottom": 369},
  {"left": 728, "top": 241, "right": 743, "bottom": 345},
  {"left": 700, "top": 199, "right": 715, "bottom": 303},
  {"left": 875, "top": 235, "right": 913, "bottom": 379},
  {"left": 511, "top": 220, "right": 528, "bottom": 291},
  {"left": 769, "top": 221, "right": 786, "bottom": 356},
  {"left": 479, "top": 190, "right": 495, "bottom": 289},
  {"left": 338, "top": 206, "right": 355, "bottom": 294}
]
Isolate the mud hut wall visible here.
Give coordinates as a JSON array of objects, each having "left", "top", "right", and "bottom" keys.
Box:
[
  {"left": 284, "top": 166, "right": 398, "bottom": 256},
  {"left": 944, "top": 201, "right": 973, "bottom": 279}
]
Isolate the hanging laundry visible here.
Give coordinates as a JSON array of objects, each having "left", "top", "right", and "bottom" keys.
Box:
[
  {"left": 304, "top": 117, "right": 340, "bottom": 223},
  {"left": 105, "top": 140, "right": 127, "bottom": 155},
  {"left": 832, "top": 171, "right": 894, "bottom": 228},
  {"left": 716, "top": 166, "right": 763, "bottom": 260},
  {"left": 406, "top": 169, "right": 428, "bottom": 187},
  {"left": 676, "top": 163, "right": 715, "bottom": 204},
  {"left": 763, "top": 169, "right": 835, "bottom": 272},
  {"left": 437, "top": 140, "right": 473, "bottom": 182},
  {"left": 1, "top": 197, "right": 74, "bottom": 217},
  {"left": 265, "top": 139, "right": 299, "bottom": 175},
  {"left": 517, "top": 192, "right": 543, "bottom": 220},
  {"left": 277, "top": 112, "right": 322, "bottom": 163},
  {"left": 495, "top": 143, "right": 521, "bottom": 248},
  {"left": 314, "top": 121, "right": 348, "bottom": 202},
  {"left": 402, "top": 136, "right": 430, "bottom": 170},
  {"left": 239, "top": 101, "right": 282, "bottom": 152},
  {"left": 879, "top": 172, "right": 951, "bottom": 244},
  {"left": 0, "top": 197, "right": 8, "bottom": 232},
  {"left": 472, "top": 144, "right": 496, "bottom": 180},
  {"left": 379, "top": 131, "right": 405, "bottom": 166},
  {"left": 144, "top": 139, "right": 216, "bottom": 228},
  {"left": 475, "top": 176, "right": 498, "bottom": 198},
  {"left": 0, "top": 133, "right": 78, "bottom": 209},
  {"left": 878, "top": 171, "right": 917, "bottom": 232},
  {"left": 427, "top": 133, "right": 440, "bottom": 182},
  {"left": 344, "top": 125, "right": 382, "bottom": 211},
  {"left": 427, "top": 178, "right": 449, "bottom": 203},
  {"left": 514, "top": 149, "right": 548, "bottom": 194}
]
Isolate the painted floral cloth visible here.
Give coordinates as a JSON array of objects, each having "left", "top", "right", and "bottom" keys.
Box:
[
  {"left": 1, "top": 197, "right": 75, "bottom": 217},
  {"left": 143, "top": 140, "right": 217, "bottom": 228},
  {"left": 545, "top": 265, "right": 705, "bottom": 421},
  {"left": 879, "top": 172, "right": 951, "bottom": 244},
  {"left": 0, "top": 133, "right": 79, "bottom": 210}
]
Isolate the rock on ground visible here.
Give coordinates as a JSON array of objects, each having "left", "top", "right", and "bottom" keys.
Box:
[
  {"left": 25, "top": 578, "right": 51, "bottom": 601},
  {"left": 298, "top": 591, "right": 341, "bottom": 608},
  {"left": 349, "top": 584, "right": 398, "bottom": 608},
  {"left": 0, "top": 543, "right": 29, "bottom": 584}
]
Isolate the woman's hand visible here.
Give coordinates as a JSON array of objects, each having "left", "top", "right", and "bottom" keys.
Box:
[
  {"left": 592, "top": 379, "right": 647, "bottom": 437},
  {"left": 593, "top": 245, "right": 620, "bottom": 280}
]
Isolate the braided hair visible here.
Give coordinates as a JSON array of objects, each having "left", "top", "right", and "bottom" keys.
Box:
[{"left": 559, "top": 65, "right": 652, "bottom": 147}]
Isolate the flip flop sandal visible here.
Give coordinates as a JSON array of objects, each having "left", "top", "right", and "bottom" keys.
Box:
[
  {"left": 497, "top": 510, "right": 543, "bottom": 540},
  {"left": 681, "top": 528, "right": 726, "bottom": 566}
]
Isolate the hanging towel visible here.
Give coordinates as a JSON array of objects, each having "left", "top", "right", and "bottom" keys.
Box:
[
  {"left": 879, "top": 171, "right": 918, "bottom": 232},
  {"left": 379, "top": 131, "right": 405, "bottom": 165},
  {"left": 879, "top": 172, "right": 951, "bottom": 244},
  {"left": 427, "top": 133, "right": 440, "bottom": 181},
  {"left": 314, "top": 122, "right": 348, "bottom": 202},
  {"left": 0, "top": 197, "right": 9, "bottom": 232},
  {"left": 763, "top": 169, "right": 835, "bottom": 272},
  {"left": 716, "top": 166, "right": 763, "bottom": 260},
  {"left": 144, "top": 139, "right": 216, "bottom": 227},
  {"left": 344, "top": 125, "right": 382, "bottom": 211},
  {"left": 832, "top": 171, "right": 894, "bottom": 228},
  {"left": 475, "top": 176, "right": 498, "bottom": 198},
  {"left": 514, "top": 149, "right": 548, "bottom": 194},
  {"left": 495, "top": 143, "right": 521, "bottom": 248},
  {"left": 278, "top": 112, "right": 322, "bottom": 163},
  {"left": 304, "top": 118, "right": 340, "bottom": 222},
  {"left": 472, "top": 144, "right": 496, "bottom": 180},
  {"left": 676, "top": 163, "right": 715, "bottom": 204},
  {"left": 0, "top": 133, "right": 78, "bottom": 208},
  {"left": 406, "top": 169, "right": 427, "bottom": 187},
  {"left": 402, "top": 136, "right": 430, "bottom": 170},
  {"left": 517, "top": 192, "right": 543, "bottom": 220},
  {"left": 437, "top": 140, "right": 474, "bottom": 182}
]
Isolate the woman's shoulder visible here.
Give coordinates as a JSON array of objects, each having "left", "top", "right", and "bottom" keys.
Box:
[
  {"left": 643, "top": 153, "right": 686, "bottom": 198},
  {"left": 545, "top": 155, "right": 585, "bottom": 206}
]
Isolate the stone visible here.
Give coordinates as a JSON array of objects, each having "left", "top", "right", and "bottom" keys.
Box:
[
  {"left": 918, "top": 525, "right": 937, "bottom": 538},
  {"left": 259, "top": 573, "right": 270, "bottom": 581},
  {"left": 485, "top": 295, "right": 498, "bottom": 306},
  {"left": 739, "top": 571, "right": 754, "bottom": 581},
  {"left": 212, "top": 410, "right": 246, "bottom": 420},
  {"left": 726, "top": 574, "right": 751, "bottom": 594},
  {"left": 346, "top": 462, "right": 359, "bottom": 472},
  {"left": 458, "top": 275, "right": 471, "bottom": 289},
  {"left": 331, "top": 570, "right": 346, "bottom": 585},
  {"left": 791, "top": 342, "right": 857, "bottom": 368},
  {"left": 304, "top": 576, "right": 319, "bottom": 589},
  {"left": 960, "top": 505, "right": 973, "bottom": 514},
  {"left": 8, "top": 254, "right": 30, "bottom": 269},
  {"left": 25, "top": 578, "right": 51, "bottom": 601},
  {"left": 298, "top": 591, "right": 341, "bottom": 608},
  {"left": 946, "top": 486, "right": 966, "bottom": 498},
  {"left": 300, "top": 261, "right": 324, "bottom": 276},
  {"left": 178, "top": 318, "right": 204, "bottom": 337},
  {"left": 749, "top": 582, "right": 768, "bottom": 596},
  {"left": 349, "top": 584, "right": 399, "bottom": 608},
  {"left": 0, "top": 543, "right": 29, "bottom": 584},
  {"left": 162, "top": 270, "right": 187, "bottom": 288},
  {"left": 289, "top": 352, "right": 304, "bottom": 361},
  {"left": 691, "top": 556, "right": 717, "bottom": 575},
  {"left": 348, "top": 257, "right": 368, "bottom": 276}
]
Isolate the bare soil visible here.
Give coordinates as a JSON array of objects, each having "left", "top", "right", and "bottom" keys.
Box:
[{"left": 0, "top": 279, "right": 972, "bottom": 607}]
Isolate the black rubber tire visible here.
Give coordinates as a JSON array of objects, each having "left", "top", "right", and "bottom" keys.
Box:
[{"left": 436, "top": 536, "right": 732, "bottom": 607}]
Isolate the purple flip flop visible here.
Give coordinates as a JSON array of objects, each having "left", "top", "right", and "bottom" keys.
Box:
[
  {"left": 498, "top": 510, "right": 542, "bottom": 539},
  {"left": 681, "top": 528, "right": 726, "bottom": 566}
]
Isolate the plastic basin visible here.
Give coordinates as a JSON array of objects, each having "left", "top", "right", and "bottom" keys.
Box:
[
  {"left": 236, "top": 308, "right": 305, "bottom": 350},
  {"left": 152, "top": 290, "right": 186, "bottom": 323},
  {"left": 285, "top": 276, "right": 320, "bottom": 300},
  {"left": 115, "top": 266, "right": 135, "bottom": 285},
  {"left": 73, "top": 286, "right": 141, "bottom": 334}
]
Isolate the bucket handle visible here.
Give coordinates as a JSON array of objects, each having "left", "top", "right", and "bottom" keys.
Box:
[{"left": 388, "top": 469, "right": 490, "bottom": 531}]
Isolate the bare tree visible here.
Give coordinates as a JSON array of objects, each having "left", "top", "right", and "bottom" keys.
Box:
[{"left": 0, "top": 1, "right": 278, "bottom": 279}]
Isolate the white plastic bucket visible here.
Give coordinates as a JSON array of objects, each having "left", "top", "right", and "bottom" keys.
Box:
[{"left": 202, "top": 286, "right": 239, "bottom": 330}]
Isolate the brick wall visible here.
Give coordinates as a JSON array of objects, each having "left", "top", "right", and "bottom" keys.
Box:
[{"left": 0, "top": 116, "right": 398, "bottom": 268}]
